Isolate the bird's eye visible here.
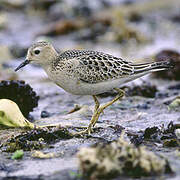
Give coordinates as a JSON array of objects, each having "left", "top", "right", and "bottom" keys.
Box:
[{"left": 34, "top": 50, "right": 40, "bottom": 55}]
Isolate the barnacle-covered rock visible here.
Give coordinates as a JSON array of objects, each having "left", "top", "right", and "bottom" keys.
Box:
[
  {"left": 2, "top": 126, "right": 72, "bottom": 152},
  {"left": 0, "top": 80, "right": 39, "bottom": 118},
  {"left": 129, "top": 122, "right": 180, "bottom": 147},
  {"left": 78, "top": 135, "right": 172, "bottom": 179},
  {"left": 153, "top": 50, "right": 180, "bottom": 80}
]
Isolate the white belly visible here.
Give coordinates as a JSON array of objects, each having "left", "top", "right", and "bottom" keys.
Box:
[
  {"left": 45, "top": 67, "right": 148, "bottom": 95},
  {"left": 48, "top": 74, "right": 141, "bottom": 95}
]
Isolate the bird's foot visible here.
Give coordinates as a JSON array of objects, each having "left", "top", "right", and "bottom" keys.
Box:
[
  {"left": 73, "top": 123, "right": 94, "bottom": 136},
  {"left": 73, "top": 89, "right": 125, "bottom": 136}
]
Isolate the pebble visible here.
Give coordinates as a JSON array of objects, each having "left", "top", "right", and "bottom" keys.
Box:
[{"left": 41, "top": 110, "right": 51, "bottom": 118}]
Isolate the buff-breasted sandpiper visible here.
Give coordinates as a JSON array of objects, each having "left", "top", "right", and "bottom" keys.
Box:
[{"left": 15, "top": 41, "right": 173, "bottom": 135}]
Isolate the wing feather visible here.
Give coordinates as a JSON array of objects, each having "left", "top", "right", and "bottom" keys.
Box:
[{"left": 72, "top": 51, "right": 134, "bottom": 84}]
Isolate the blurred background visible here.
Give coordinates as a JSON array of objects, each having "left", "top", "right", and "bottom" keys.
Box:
[
  {"left": 0, "top": 0, "right": 180, "bottom": 115},
  {"left": 0, "top": 0, "right": 180, "bottom": 66}
]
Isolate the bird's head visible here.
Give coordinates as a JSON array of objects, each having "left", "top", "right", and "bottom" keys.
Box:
[{"left": 15, "top": 41, "right": 58, "bottom": 71}]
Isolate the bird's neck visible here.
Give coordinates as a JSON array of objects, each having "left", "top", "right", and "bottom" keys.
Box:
[{"left": 41, "top": 48, "right": 58, "bottom": 67}]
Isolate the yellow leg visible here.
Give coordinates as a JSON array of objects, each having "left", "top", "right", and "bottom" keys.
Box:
[
  {"left": 75, "top": 88, "right": 125, "bottom": 135},
  {"left": 89, "top": 88, "right": 125, "bottom": 130},
  {"left": 74, "top": 95, "right": 100, "bottom": 135},
  {"left": 92, "top": 95, "right": 100, "bottom": 113}
]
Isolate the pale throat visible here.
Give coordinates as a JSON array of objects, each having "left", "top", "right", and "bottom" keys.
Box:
[{"left": 40, "top": 55, "right": 57, "bottom": 70}]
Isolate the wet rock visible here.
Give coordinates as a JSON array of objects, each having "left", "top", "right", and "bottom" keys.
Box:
[
  {"left": 48, "top": 2, "right": 69, "bottom": 20},
  {"left": 76, "top": 23, "right": 107, "bottom": 41},
  {"left": 0, "top": 80, "right": 39, "bottom": 118},
  {"left": 126, "top": 82, "right": 158, "bottom": 98},
  {"left": 91, "top": 15, "right": 112, "bottom": 27},
  {"left": 163, "top": 139, "right": 179, "bottom": 147},
  {"left": 38, "top": 19, "right": 86, "bottom": 36},
  {"left": 1, "top": 126, "right": 73, "bottom": 152},
  {"left": 73, "top": 0, "right": 92, "bottom": 17},
  {"left": 143, "top": 127, "right": 160, "bottom": 139},
  {"left": 2, "top": 135, "right": 46, "bottom": 152},
  {"left": 155, "top": 92, "right": 169, "bottom": 98},
  {"left": 48, "top": 0, "right": 107, "bottom": 20},
  {"left": 163, "top": 121, "right": 179, "bottom": 134},
  {"left": 110, "top": 124, "right": 125, "bottom": 134},
  {"left": 168, "top": 83, "right": 180, "bottom": 90},
  {"left": 10, "top": 45, "right": 27, "bottom": 58},
  {"left": 136, "top": 103, "right": 150, "bottom": 109},
  {"left": 75, "top": 15, "right": 111, "bottom": 41},
  {"left": 130, "top": 134, "right": 144, "bottom": 146},
  {"left": 170, "top": 13, "right": 180, "bottom": 23},
  {"left": 153, "top": 50, "right": 180, "bottom": 80},
  {"left": 128, "top": 11, "right": 143, "bottom": 22},
  {"left": 78, "top": 134, "right": 172, "bottom": 179},
  {"left": 38, "top": 15, "right": 111, "bottom": 37},
  {"left": 98, "top": 83, "right": 157, "bottom": 98},
  {"left": 129, "top": 122, "right": 180, "bottom": 147},
  {"left": 41, "top": 111, "right": 51, "bottom": 118}
]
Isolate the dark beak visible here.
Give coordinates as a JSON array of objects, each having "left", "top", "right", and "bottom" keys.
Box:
[{"left": 15, "top": 59, "right": 30, "bottom": 71}]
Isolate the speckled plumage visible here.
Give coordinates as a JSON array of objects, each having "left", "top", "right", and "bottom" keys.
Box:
[
  {"left": 15, "top": 41, "right": 173, "bottom": 134},
  {"left": 51, "top": 48, "right": 171, "bottom": 85},
  {"left": 53, "top": 50, "right": 132, "bottom": 83}
]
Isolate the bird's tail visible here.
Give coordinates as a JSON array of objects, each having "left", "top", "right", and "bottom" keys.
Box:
[{"left": 131, "top": 61, "right": 174, "bottom": 74}]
